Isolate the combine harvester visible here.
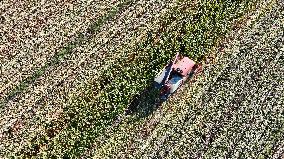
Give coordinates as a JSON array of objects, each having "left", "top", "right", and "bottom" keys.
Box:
[{"left": 154, "top": 53, "right": 202, "bottom": 101}]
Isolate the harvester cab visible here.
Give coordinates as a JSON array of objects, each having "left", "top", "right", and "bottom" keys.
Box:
[{"left": 154, "top": 53, "right": 200, "bottom": 101}]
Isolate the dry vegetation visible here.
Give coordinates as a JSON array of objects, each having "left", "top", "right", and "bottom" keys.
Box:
[{"left": 0, "top": 0, "right": 283, "bottom": 158}]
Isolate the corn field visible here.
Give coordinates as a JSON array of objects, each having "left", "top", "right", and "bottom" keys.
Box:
[{"left": 0, "top": 0, "right": 283, "bottom": 158}]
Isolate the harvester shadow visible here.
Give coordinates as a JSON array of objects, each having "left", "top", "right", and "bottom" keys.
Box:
[{"left": 125, "top": 82, "right": 162, "bottom": 118}]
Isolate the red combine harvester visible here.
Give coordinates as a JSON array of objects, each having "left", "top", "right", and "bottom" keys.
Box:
[{"left": 154, "top": 53, "right": 202, "bottom": 100}]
